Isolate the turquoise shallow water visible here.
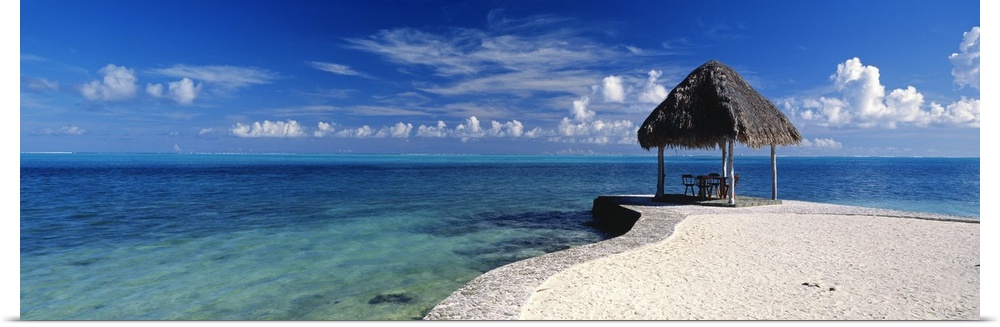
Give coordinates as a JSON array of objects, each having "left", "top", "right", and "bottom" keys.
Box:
[{"left": 19, "top": 154, "right": 979, "bottom": 320}]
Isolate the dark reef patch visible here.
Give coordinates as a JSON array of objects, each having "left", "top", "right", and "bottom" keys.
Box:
[
  {"left": 369, "top": 293, "right": 414, "bottom": 305},
  {"left": 419, "top": 210, "right": 614, "bottom": 273}
]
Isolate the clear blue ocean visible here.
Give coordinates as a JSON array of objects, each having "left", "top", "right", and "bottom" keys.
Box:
[{"left": 19, "top": 153, "right": 979, "bottom": 320}]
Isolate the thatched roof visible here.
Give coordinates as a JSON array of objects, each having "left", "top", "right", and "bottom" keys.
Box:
[{"left": 638, "top": 60, "right": 802, "bottom": 150}]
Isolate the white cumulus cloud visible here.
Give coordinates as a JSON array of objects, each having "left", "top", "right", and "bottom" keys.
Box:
[
  {"left": 639, "top": 70, "right": 669, "bottom": 103},
  {"left": 554, "top": 95, "right": 637, "bottom": 144},
  {"left": 231, "top": 120, "right": 306, "bottom": 138},
  {"left": 147, "top": 78, "right": 203, "bottom": 105},
  {"left": 949, "top": 26, "right": 980, "bottom": 90},
  {"left": 453, "top": 116, "right": 486, "bottom": 141},
  {"left": 335, "top": 125, "right": 375, "bottom": 138},
  {"left": 168, "top": 78, "right": 202, "bottom": 105},
  {"left": 596, "top": 70, "right": 669, "bottom": 105},
  {"left": 410, "top": 117, "right": 538, "bottom": 140},
  {"left": 81, "top": 64, "right": 138, "bottom": 101},
  {"left": 488, "top": 120, "right": 525, "bottom": 137},
  {"left": 831, "top": 57, "right": 890, "bottom": 127},
  {"left": 782, "top": 57, "right": 979, "bottom": 128},
  {"left": 570, "top": 96, "right": 595, "bottom": 122},
  {"left": 417, "top": 121, "right": 450, "bottom": 137},
  {"left": 313, "top": 121, "right": 337, "bottom": 137},
  {"left": 800, "top": 138, "right": 843, "bottom": 148},
  {"left": 602, "top": 75, "right": 625, "bottom": 103},
  {"left": 555, "top": 118, "right": 636, "bottom": 144},
  {"left": 333, "top": 122, "right": 411, "bottom": 138},
  {"left": 146, "top": 83, "right": 163, "bottom": 98},
  {"left": 287, "top": 117, "right": 539, "bottom": 141},
  {"left": 381, "top": 122, "right": 413, "bottom": 138},
  {"left": 929, "top": 97, "right": 980, "bottom": 128}
]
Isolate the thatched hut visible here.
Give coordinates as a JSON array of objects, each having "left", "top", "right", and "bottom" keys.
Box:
[{"left": 638, "top": 60, "right": 802, "bottom": 203}]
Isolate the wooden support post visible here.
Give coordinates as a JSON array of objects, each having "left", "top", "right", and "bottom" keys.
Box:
[
  {"left": 656, "top": 145, "right": 665, "bottom": 199},
  {"left": 771, "top": 145, "right": 778, "bottom": 200},
  {"left": 720, "top": 141, "right": 727, "bottom": 178},
  {"left": 727, "top": 140, "right": 736, "bottom": 204}
]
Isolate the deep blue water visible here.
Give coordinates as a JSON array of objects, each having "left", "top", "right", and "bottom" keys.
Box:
[{"left": 19, "top": 153, "right": 979, "bottom": 320}]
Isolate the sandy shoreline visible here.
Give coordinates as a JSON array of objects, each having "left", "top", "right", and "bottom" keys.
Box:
[{"left": 423, "top": 196, "right": 979, "bottom": 320}]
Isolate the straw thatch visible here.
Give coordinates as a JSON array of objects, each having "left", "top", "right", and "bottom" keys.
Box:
[{"left": 638, "top": 60, "right": 802, "bottom": 150}]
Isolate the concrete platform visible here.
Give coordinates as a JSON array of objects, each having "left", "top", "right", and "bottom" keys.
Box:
[{"left": 654, "top": 193, "right": 783, "bottom": 207}]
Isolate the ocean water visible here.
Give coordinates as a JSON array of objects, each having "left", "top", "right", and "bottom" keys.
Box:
[{"left": 19, "top": 154, "right": 979, "bottom": 320}]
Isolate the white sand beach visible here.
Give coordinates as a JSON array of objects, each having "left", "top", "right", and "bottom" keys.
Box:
[
  {"left": 424, "top": 198, "right": 980, "bottom": 320},
  {"left": 521, "top": 213, "right": 979, "bottom": 320}
]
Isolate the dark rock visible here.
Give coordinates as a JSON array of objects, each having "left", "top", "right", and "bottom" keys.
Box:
[
  {"left": 369, "top": 293, "right": 413, "bottom": 305},
  {"left": 70, "top": 258, "right": 100, "bottom": 266}
]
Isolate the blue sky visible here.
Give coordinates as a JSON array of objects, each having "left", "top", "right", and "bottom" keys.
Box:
[{"left": 18, "top": 0, "right": 981, "bottom": 156}]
